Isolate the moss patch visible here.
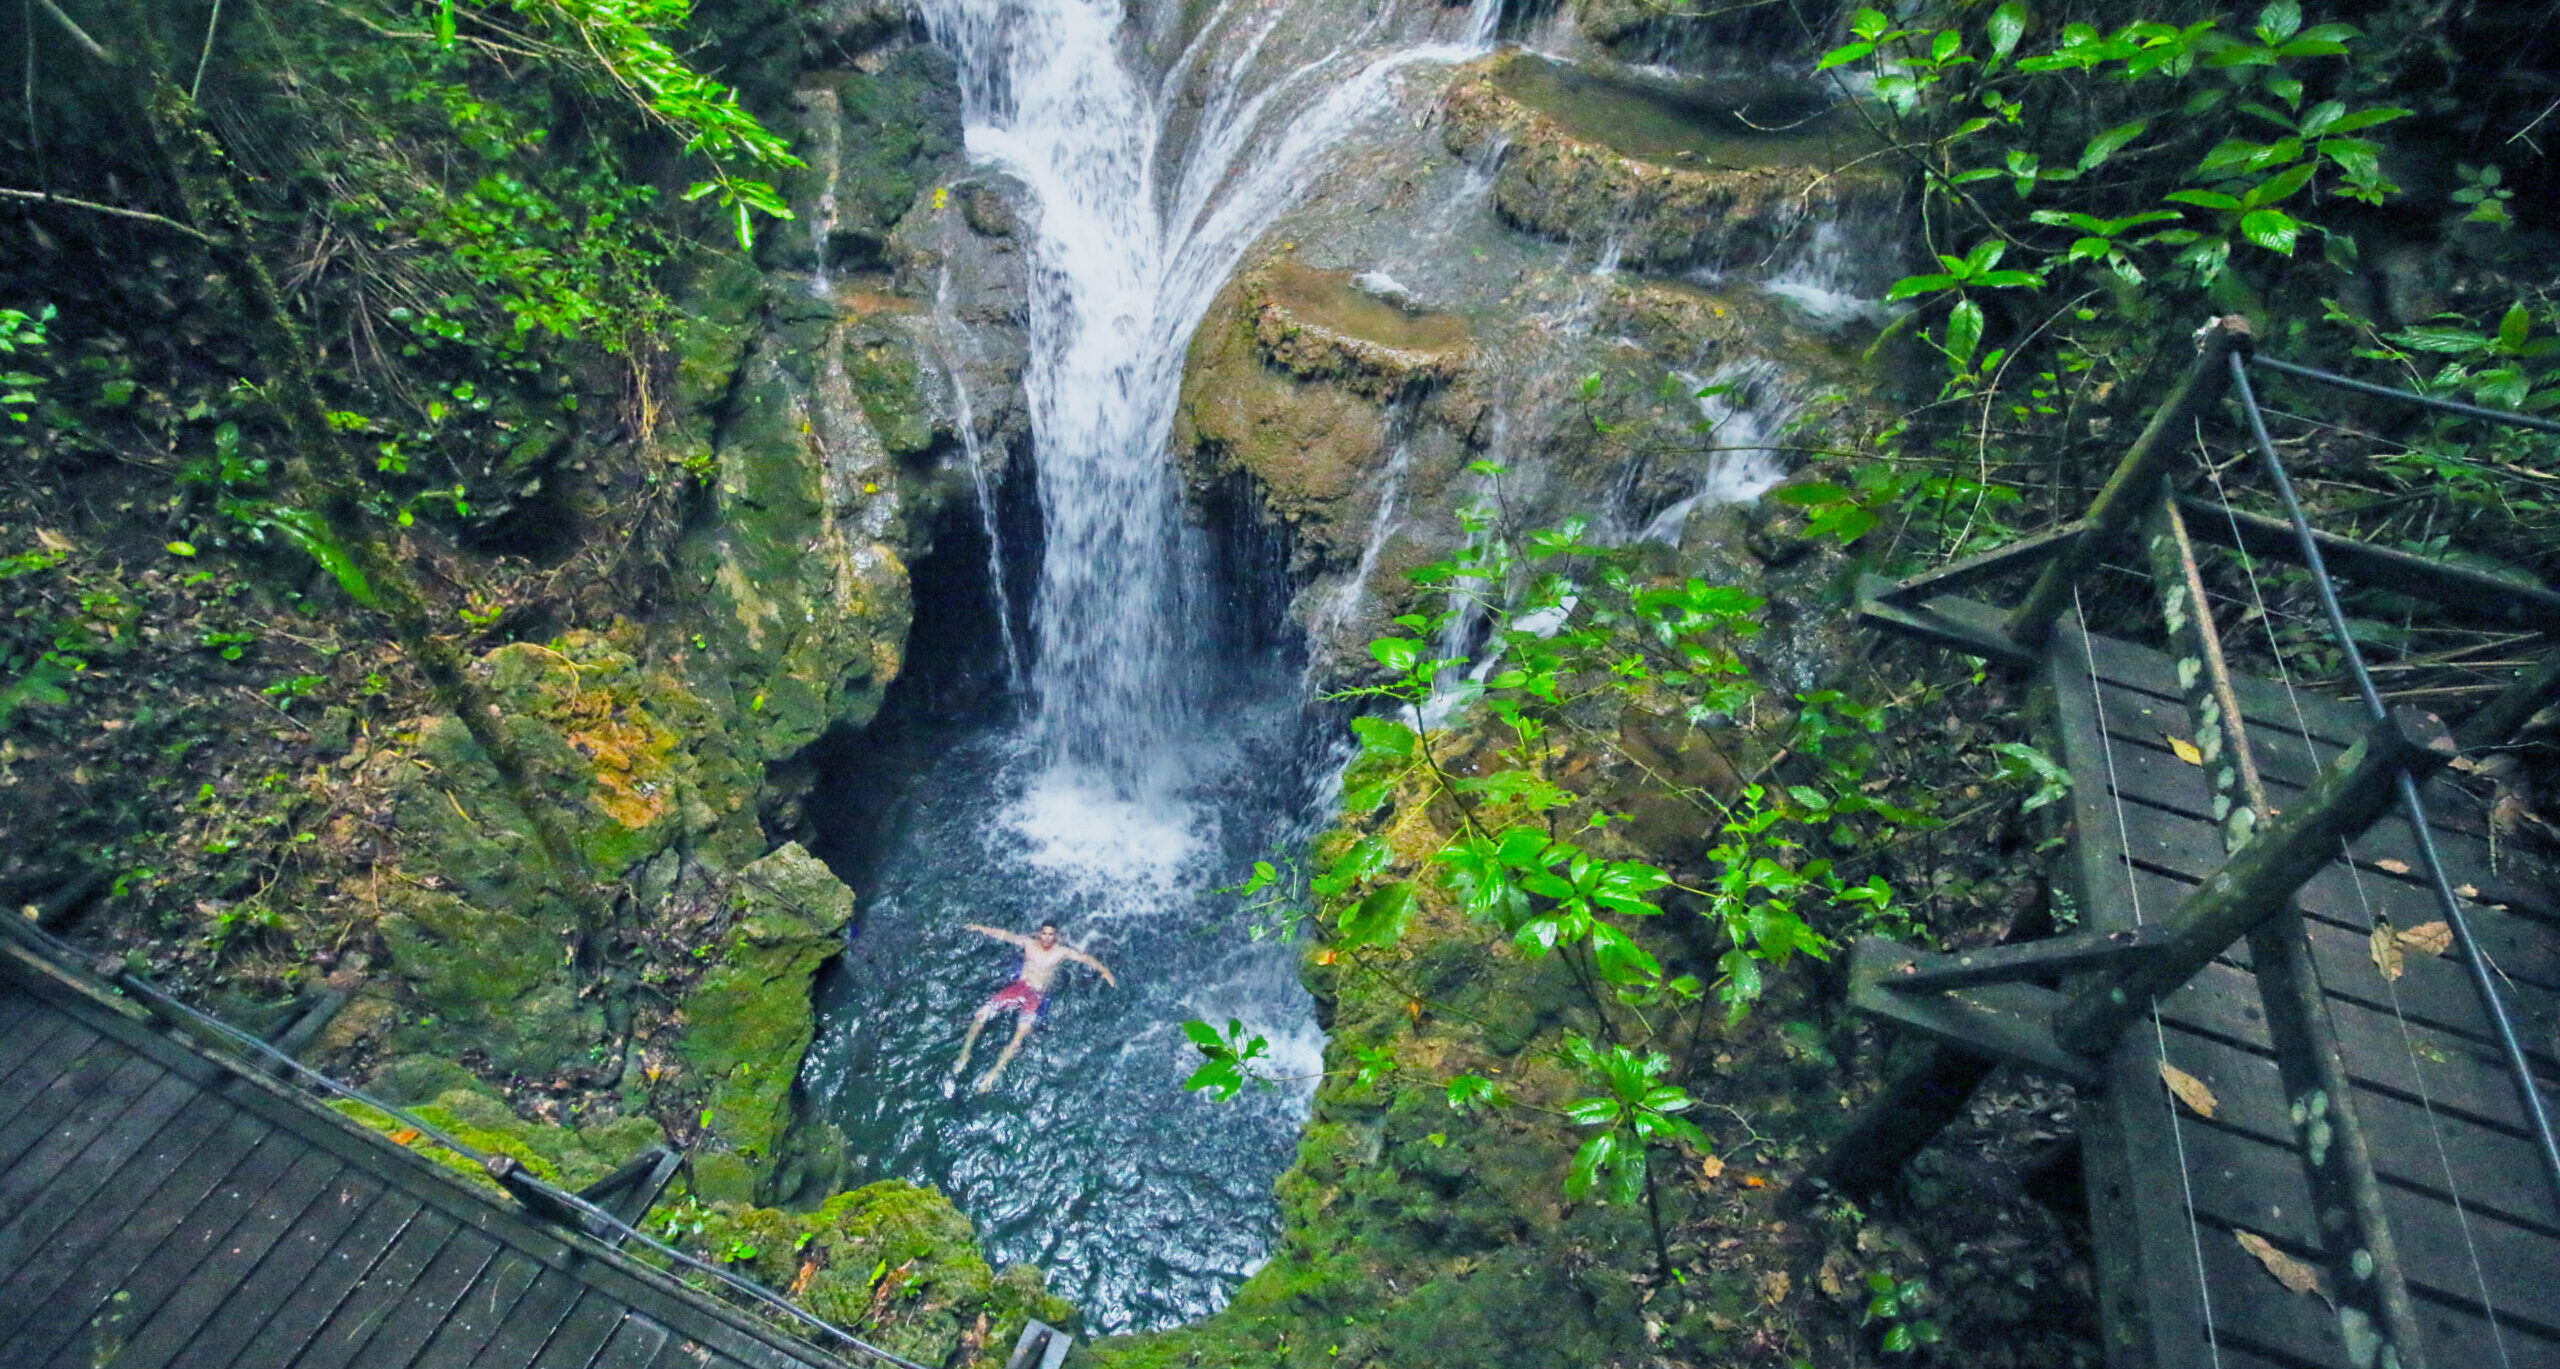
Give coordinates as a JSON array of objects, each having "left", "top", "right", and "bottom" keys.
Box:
[{"left": 658, "top": 1180, "right": 1077, "bottom": 1367}]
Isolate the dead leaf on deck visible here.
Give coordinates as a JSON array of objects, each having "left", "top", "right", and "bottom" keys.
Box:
[
  {"left": 2397, "top": 921, "right": 2453, "bottom": 957},
  {"left": 2235, "top": 1230, "right": 2328, "bottom": 1301},
  {"left": 2370, "top": 922, "right": 2405, "bottom": 981},
  {"left": 1698, "top": 1154, "right": 1725, "bottom": 1182},
  {"left": 2158, "top": 1060, "right": 2218, "bottom": 1118},
  {"left": 2375, "top": 858, "right": 2412, "bottom": 876},
  {"left": 2166, "top": 735, "right": 2204, "bottom": 765},
  {"left": 1742, "top": 1174, "right": 1768, "bottom": 1188},
  {"left": 388, "top": 1127, "right": 421, "bottom": 1146}
]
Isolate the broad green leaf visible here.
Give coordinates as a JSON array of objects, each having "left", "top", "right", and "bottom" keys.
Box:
[
  {"left": 1817, "top": 40, "right": 1874, "bottom": 70},
  {"left": 1339, "top": 881, "right": 1417, "bottom": 949},
  {"left": 2391, "top": 326, "right": 2490, "bottom": 354},
  {"left": 2078, "top": 120, "right": 2147, "bottom": 171},
  {"left": 2246, "top": 161, "right": 2317, "bottom": 207},
  {"left": 2255, "top": 0, "right": 2300, "bottom": 44},
  {"left": 1591, "top": 923, "right": 1662, "bottom": 983},
  {"left": 1987, "top": 1, "right": 2029, "bottom": 60},
  {"left": 2497, "top": 303, "right": 2531, "bottom": 354},
  {"left": 1887, "top": 272, "right": 1958, "bottom": 301},
  {"left": 2239, "top": 208, "right": 2299, "bottom": 255},
  {"left": 1770, "top": 480, "right": 1852, "bottom": 506},
  {"left": 1350, "top": 713, "right": 1417, "bottom": 761},
  {"left": 1370, "top": 637, "right": 1422, "bottom": 673},
  {"left": 2321, "top": 105, "right": 2408, "bottom": 135},
  {"left": 2164, "top": 188, "right": 2242, "bottom": 211},
  {"left": 1944, "top": 298, "right": 1984, "bottom": 366}
]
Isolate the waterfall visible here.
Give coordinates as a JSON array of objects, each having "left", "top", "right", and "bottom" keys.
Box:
[
  {"left": 914, "top": 0, "right": 1484, "bottom": 803},
  {"left": 805, "top": 0, "right": 1498, "bottom": 1333},
  {"left": 931, "top": 263, "right": 1029, "bottom": 698}
]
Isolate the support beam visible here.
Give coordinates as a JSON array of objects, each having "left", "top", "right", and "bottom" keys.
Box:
[
  {"left": 1855, "top": 577, "right": 2037, "bottom": 667},
  {"left": 2007, "top": 317, "right": 2252, "bottom": 649},
  {"left": 2142, "top": 492, "right": 2428, "bottom": 1369},
  {"left": 1868, "top": 520, "right": 2085, "bottom": 606},
  {"left": 1885, "top": 925, "right": 2164, "bottom": 991},
  {"left": 2052, "top": 704, "right": 2457, "bottom": 1055},
  {"left": 2454, "top": 646, "right": 2560, "bottom": 751},
  {"left": 1848, "top": 938, "right": 2099, "bottom": 1082},
  {"left": 2177, "top": 497, "right": 2560, "bottom": 633}
]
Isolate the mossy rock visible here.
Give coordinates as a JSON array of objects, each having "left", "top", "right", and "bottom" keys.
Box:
[
  {"left": 1174, "top": 274, "right": 1392, "bottom": 564},
  {"left": 1442, "top": 53, "right": 1895, "bottom": 271},
  {"left": 659, "top": 1181, "right": 1077, "bottom": 1368},
  {"left": 377, "top": 885, "right": 599, "bottom": 1079},
  {"left": 676, "top": 842, "right": 856, "bottom": 1191},
  {"left": 332, "top": 1068, "right": 665, "bottom": 1196}
]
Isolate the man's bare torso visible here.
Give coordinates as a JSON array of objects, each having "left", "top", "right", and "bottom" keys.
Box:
[{"left": 1015, "top": 941, "right": 1075, "bottom": 991}]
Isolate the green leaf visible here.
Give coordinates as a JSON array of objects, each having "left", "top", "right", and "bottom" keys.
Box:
[
  {"left": 2246, "top": 161, "right": 2317, "bottom": 207},
  {"left": 2078, "top": 120, "right": 2147, "bottom": 171},
  {"left": 2322, "top": 105, "right": 2408, "bottom": 135},
  {"left": 1339, "top": 881, "right": 1418, "bottom": 949},
  {"left": 1591, "top": 922, "right": 1663, "bottom": 983},
  {"left": 1817, "top": 40, "right": 1875, "bottom": 70},
  {"left": 1770, "top": 480, "right": 1852, "bottom": 507},
  {"left": 1944, "top": 298, "right": 1984, "bottom": 365},
  {"left": 1887, "top": 272, "right": 1958, "bottom": 301},
  {"left": 1369, "top": 637, "right": 1422, "bottom": 673},
  {"left": 2255, "top": 0, "right": 2300, "bottom": 44},
  {"left": 2497, "top": 303, "right": 2531, "bottom": 354},
  {"left": 2164, "top": 188, "right": 2242, "bottom": 211},
  {"left": 1987, "top": 1, "right": 2029, "bottom": 60},
  {"left": 1350, "top": 714, "right": 1417, "bottom": 761},
  {"left": 2239, "top": 208, "right": 2298, "bottom": 255},
  {"left": 166, "top": 541, "right": 197, "bottom": 557},
  {"left": 2389, "top": 326, "right": 2491, "bottom": 354},
  {"left": 1567, "top": 1132, "right": 1615, "bottom": 1199}
]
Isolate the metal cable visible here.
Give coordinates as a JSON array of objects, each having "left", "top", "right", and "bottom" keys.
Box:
[
  {"left": 2196, "top": 439, "right": 2514, "bottom": 1368},
  {"left": 0, "top": 918, "right": 929, "bottom": 1369},
  {"left": 2072, "top": 582, "right": 2225, "bottom": 1369},
  {"left": 2231, "top": 351, "right": 2560, "bottom": 1209},
  {"left": 2251, "top": 355, "right": 2560, "bottom": 437}
]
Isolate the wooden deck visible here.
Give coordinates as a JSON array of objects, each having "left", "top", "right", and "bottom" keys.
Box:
[
  {"left": 2051, "top": 614, "right": 2560, "bottom": 1369},
  {"left": 0, "top": 941, "right": 851, "bottom": 1369}
]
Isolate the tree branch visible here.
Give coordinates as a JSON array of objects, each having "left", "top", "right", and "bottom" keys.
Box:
[
  {"left": 0, "top": 186, "right": 221, "bottom": 243},
  {"left": 31, "top": 0, "right": 112, "bottom": 64}
]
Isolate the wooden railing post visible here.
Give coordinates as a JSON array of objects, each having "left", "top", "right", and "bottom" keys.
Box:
[{"left": 2006, "top": 316, "right": 2252, "bottom": 649}]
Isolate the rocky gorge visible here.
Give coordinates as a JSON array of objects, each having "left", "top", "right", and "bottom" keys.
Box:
[{"left": 5, "top": 0, "right": 2553, "bottom": 1363}]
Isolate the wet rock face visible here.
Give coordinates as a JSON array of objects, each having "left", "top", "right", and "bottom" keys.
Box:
[{"left": 1442, "top": 53, "right": 1895, "bottom": 271}]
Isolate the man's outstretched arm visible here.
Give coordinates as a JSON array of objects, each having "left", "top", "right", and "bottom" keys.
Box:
[
  {"left": 963, "top": 923, "right": 1030, "bottom": 947},
  {"left": 1070, "top": 949, "right": 1117, "bottom": 987}
]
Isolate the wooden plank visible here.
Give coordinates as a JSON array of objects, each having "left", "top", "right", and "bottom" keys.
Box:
[
  {"left": 336, "top": 1227, "right": 506, "bottom": 1367},
  {"left": 285, "top": 1211, "right": 464, "bottom": 1369},
  {"left": 0, "top": 1026, "right": 116, "bottom": 1173},
  {"left": 0, "top": 1057, "right": 182, "bottom": 1213},
  {"left": 2189, "top": 1208, "right": 2550, "bottom": 1369},
  {"left": 0, "top": 1117, "right": 274, "bottom": 1359},
  {"left": 2158, "top": 1024, "right": 2560, "bottom": 1235},
  {"left": 472, "top": 1269, "right": 595, "bottom": 1369},
  {"left": 2177, "top": 495, "right": 2560, "bottom": 633},
  {"left": 1871, "top": 520, "right": 2086, "bottom": 605},
  {"left": 589, "top": 1312, "right": 675, "bottom": 1369},
  {"left": 217, "top": 1191, "right": 429, "bottom": 1369},
  {"left": 2088, "top": 1036, "right": 2220, "bottom": 1369},
  {"left": 2080, "top": 628, "right": 2370, "bottom": 746},
  {"left": 2221, "top": 915, "right": 2560, "bottom": 1076},
  {"left": 2172, "top": 1113, "right": 2560, "bottom": 1335},
  {"left": 157, "top": 1171, "right": 391, "bottom": 1369},
  {"left": 528, "top": 1292, "right": 630, "bottom": 1369},
  {"left": 97, "top": 1149, "right": 350, "bottom": 1368},
  {"left": 2160, "top": 961, "right": 2558, "bottom": 1133},
  {"left": 0, "top": 1086, "right": 227, "bottom": 1285},
  {"left": 0, "top": 1097, "right": 243, "bottom": 1324},
  {"left": 0, "top": 1006, "right": 80, "bottom": 1110},
  {"left": 407, "top": 1250, "right": 549, "bottom": 1369}
]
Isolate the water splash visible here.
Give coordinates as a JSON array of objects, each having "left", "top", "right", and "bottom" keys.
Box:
[{"left": 1639, "top": 362, "right": 1793, "bottom": 543}]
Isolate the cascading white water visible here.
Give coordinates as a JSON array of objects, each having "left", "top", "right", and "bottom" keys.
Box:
[{"left": 915, "top": 0, "right": 1484, "bottom": 802}]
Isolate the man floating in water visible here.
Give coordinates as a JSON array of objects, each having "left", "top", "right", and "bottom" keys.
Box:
[{"left": 950, "top": 920, "right": 1116, "bottom": 1093}]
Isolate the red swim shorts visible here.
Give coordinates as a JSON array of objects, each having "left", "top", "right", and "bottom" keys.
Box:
[{"left": 985, "top": 980, "right": 1045, "bottom": 1016}]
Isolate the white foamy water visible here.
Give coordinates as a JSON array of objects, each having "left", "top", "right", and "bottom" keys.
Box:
[{"left": 914, "top": 0, "right": 1486, "bottom": 804}]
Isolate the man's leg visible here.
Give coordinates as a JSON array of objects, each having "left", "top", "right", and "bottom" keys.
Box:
[
  {"left": 976, "top": 1013, "right": 1038, "bottom": 1092},
  {"left": 951, "top": 1004, "right": 997, "bottom": 1076}
]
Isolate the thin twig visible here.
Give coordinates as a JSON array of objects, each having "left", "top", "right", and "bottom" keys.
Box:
[
  {"left": 190, "top": 0, "right": 224, "bottom": 99},
  {"left": 31, "top": 0, "right": 110, "bottom": 62},
  {"left": 0, "top": 186, "right": 222, "bottom": 243}
]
